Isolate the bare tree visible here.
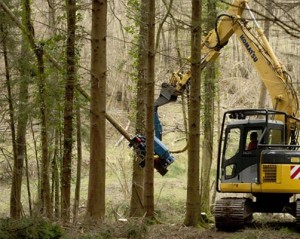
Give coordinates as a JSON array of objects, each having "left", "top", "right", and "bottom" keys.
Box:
[
  {"left": 258, "top": 0, "right": 272, "bottom": 108},
  {"left": 73, "top": 98, "right": 82, "bottom": 223},
  {"left": 86, "top": 0, "right": 107, "bottom": 220},
  {"left": 20, "top": 0, "right": 52, "bottom": 217},
  {"left": 222, "top": 0, "right": 300, "bottom": 38},
  {"left": 184, "top": 0, "right": 202, "bottom": 227},
  {"left": 200, "top": 0, "right": 217, "bottom": 216},
  {"left": 144, "top": 0, "right": 155, "bottom": 218},
  {"left": 61, "top": 0, "right": 77, "bottom": 222},
  {"left": 129, "top": 0, "right": 148, "bottom": 217},
  {"left": 1, "top": 23, "right": 18, "bottom": 218}
]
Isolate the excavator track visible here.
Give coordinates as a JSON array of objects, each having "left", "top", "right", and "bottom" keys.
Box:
[
  {"left": 296, "top": 200, "right": 300, "bottom": 229},
  {"left": 215, "top": 197, "right": 253, "bottom": 230}
]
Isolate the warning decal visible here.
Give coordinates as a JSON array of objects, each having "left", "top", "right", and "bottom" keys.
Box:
[{"left": 291, "top": 165, "right": 300, "bottom": 179}]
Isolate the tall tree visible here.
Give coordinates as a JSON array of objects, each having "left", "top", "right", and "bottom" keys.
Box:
[
  {"left": 258, "top": 0, "right": 272, "bottom": 108},
  {"left": 144, "top": 0, "right": 155, "bottom": 218},
  {"left": 10, "top": 40, "right": 31, "bottom": 219},
  {"left": 21, "top": 0, "right": 52, "bottom": 217},
  {"left": 129, "top": 0, "right": 148, "bottom": 217},
  {"left": 200, "top": 0, "right": 217, "bottom": 216},
  {"left": 1, "top": 23, "right": 19, "bottom": 219},
  {"left": 16, "top": 43, "right": 32, "bottom": 216},
  {"left": 86, "top": 0, "right": 107, "bottom": 220},
  {"left": 46, "top": 0, "right": 61, "bottom": 220},
  {"left": 184, "top": 0, "right": 202, "bottom": 227},
  {"left": 61, "top": 0, "right": 77, "bottom": 222},
  {"left": 73, "top": 98, "right": 82, "bottom": 223},
  {"left": 52, "top": 128, "right": 60, "bottom": 219},
  {"left": 0, "top": 1, "right": 32, "bottom": 220}
]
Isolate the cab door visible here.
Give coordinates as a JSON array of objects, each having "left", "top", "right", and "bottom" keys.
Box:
[
  {"left": 221, "top": 127, "right": 242, "bottom": 183},
  {"left": 221, "top": 127, "right": 263, "bottom": 183},
  {"left": 240, "top": 128, "right": 263, "bottom": 183}
]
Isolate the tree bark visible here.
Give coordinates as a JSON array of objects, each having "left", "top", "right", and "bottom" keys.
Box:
[
  {"left": 35, "top": 44, "right": 52, "bottom": 218},
  {"left": 86, "top": 0, "right": 107, "bottom": 220},
  {"left": 200, "top": 0, "right": 216, "bottom": 215},
  {"left": 52, "top": 129, "right": 60, "bottom": 219},
  {"left": 144, "top": 0, "right": 155, "bottom": 219},
  {"left": 1, "top": 24, "right": 20, "bottom": 219},
  {"left": 129, "top": 0, "right": 148, "bottom": 217},
  {"left": 184, "top": 0, "right": 201, "bottom": 227},
  {"left": 13, "top": 43, "right": 31, "bottom": 219},
  {"left": 24, "top": 145, "right": 32, "bottom": 216},
  {"left": 61, "top": 0, "right": 77, "bottom": 222},
  {"left": 73, "top": 100, "right": 82, "bottom": 223}
]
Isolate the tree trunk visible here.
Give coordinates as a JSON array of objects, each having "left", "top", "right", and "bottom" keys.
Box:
[
  {"left": 12, "top": 43, "right": 31, "bottom": 219},
  {"left": 73, "top": 100, "right": 82, "bottom": 223},
  {"left": 36, "top": 45, "right": 52, "bottom": 218},
  {"left": 21, "top": 0, "right": 52, "bottom": 217},
  {"left": 200, "top": 64, "right": 215, "bottom": 214},
  {"left": 24, "top": 145, "right": 32, "bottom": 216},
  {"left": 144, "top": 0, "right": 155, "bottom": 219},
  {"left": 258, "top": 0, "right": 272, "bottom": 108},
  {"left": 15, "top": 48, "right": 31, "bottom": 218},
  {"left": 30, "top": 119, "right": 41, "bottom": 197},
  {"left": 1, "top": 25, "right": 19, "bottom": 219},
  {"left": 52, "top": 129, "right": 60, "bottom": 219},
  {"left": 200, "top": 0, "right": 216, "bottom": 216},
  {"left": 86, "top": 0, "right": 107, "bottom": 220},
  {"left": 129, "top": 0, "right": 148, "bottom": 217},
  {"left": 61, "top": 0, "right": 77, "bottom": 222},
  {"left": 184, "top": 0, "right": 201, "bottom": 227}
]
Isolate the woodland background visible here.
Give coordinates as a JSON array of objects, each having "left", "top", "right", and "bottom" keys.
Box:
[{"left": 0, "top": 0, "right": 300, "bottom": 238}]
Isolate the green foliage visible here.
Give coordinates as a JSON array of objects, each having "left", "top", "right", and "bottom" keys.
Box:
[
  {"left": 126, "top": 0, "right": 140, "bottom": 24},
  {"left": 0, "top": 217, "right": 64, "bottom": 239},
  {"left": 124, "top": 26, "right": 136, "bottom": 35},
  {"left": 279, "top": 226, "right": 297, "bottom": 234}
]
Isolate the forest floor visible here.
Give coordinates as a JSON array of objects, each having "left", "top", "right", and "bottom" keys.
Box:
[
  {"left": 146, "top": 221, "right": 300, "bottom": 239},
  {"left": 146, "top": 223, "right": 300, "bottom": 239},
  {"left": 65, "top": 216, "right": 300, "bottom": 238}
]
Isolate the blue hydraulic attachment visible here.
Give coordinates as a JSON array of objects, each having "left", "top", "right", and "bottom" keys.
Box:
[
  {"left": 129, "top": 83, "right": 178, "bottom": 175},
  {"left": 129, "top": 111, "right": 175, "bottom": 176},
  {"left": 129, "top": 134, "right": 175, "bottom": 176}
]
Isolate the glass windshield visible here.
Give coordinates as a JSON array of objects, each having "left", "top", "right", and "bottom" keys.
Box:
[
  {"left": 224, "top": 128, "right": 240, "bottom": 160},
  {"left": 268, "top": 128, "right": 283, "bottom": 144}
]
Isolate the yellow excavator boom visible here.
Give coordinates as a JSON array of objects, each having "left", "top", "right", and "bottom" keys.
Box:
[{"left": 170, "top": 0, "right": 299, "bottom": 119}]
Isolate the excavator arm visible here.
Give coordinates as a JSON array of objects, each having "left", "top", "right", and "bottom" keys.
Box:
[
  {"left": 155, "top": 0, "right": 299, "bottom": 139},
  {"left": 155, "top": 0, "right": 248, "bottom": 103}
]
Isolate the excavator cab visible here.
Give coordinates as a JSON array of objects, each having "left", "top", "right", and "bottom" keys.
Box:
[
  {"left": 215, "top": 109, "right": 300, "bottom": 230},
  {"left": 218, "top": 109, "right": 286, "bottom": 187}
]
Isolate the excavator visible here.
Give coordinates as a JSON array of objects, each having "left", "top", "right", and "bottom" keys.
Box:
[{"left": 129, "top": 0, "right": 300, "bottom": 230}]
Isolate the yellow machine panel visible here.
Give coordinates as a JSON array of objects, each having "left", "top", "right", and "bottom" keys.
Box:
[{"left": 220, "top": 164, "right": 300, "bottom": 193}]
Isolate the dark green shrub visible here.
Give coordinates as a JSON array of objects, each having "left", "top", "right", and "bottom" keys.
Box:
[{"left": 0, "top": 217, "right": 64, "bottom": 239}]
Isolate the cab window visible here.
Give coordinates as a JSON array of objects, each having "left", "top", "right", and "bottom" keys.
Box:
[
  {"left": 245, "top": 129, "right": 262, "bottom": 151},
  {"left": 224, "top": 128, "right": 240, "bottom": 160},
  {"left": 268, "top": 128, "right": 283, "bottom": 144},
  {"left": 225, "top": 164, "right": 236, "bottom": 179}
]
